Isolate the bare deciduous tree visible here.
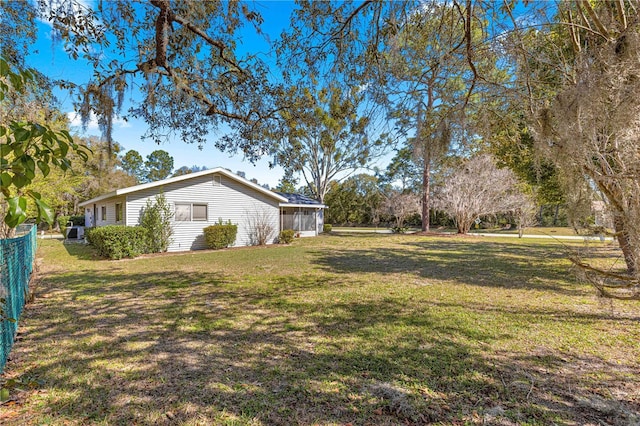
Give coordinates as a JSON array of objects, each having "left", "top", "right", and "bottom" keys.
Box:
[
  {"left": 244, "top": 206, "right": 277, "bottom": 246},
  {"left": 381, "top": 191, "right": 420, "bottom": 231},
  {"left": 433, "top": 155, "right": 524, "bottom": 234}
]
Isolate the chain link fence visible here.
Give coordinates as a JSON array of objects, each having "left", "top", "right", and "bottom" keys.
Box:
[{"left": 1, "top": 224, "right": 37, "bottom": 373}]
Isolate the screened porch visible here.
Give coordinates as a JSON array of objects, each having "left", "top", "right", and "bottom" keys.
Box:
[{"left": 280, "top": 207, "right": 322, "bottom": 236}]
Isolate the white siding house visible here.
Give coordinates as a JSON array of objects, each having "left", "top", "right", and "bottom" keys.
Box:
[{"left": 79, "top": 168, "right": 326, "bottom": 252}]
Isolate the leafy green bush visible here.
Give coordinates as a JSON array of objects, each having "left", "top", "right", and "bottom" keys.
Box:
[
  {"left": 391, "top": 226, "right": 408, "bottom": 234},
  {"left": 323, "top": 224, "right": 332, "bottom": 232},
  {"left": 278, "top": 229, "right": 295, "bottom": 244},
  {"left": 69, "top": 215, "right": 85, "bottom": 226},
  {"left": 86, "top": 226, "right": 147, "bottom": 259},
  {"left": 203, "top": 220, "right": 237, "bottom": 249}
]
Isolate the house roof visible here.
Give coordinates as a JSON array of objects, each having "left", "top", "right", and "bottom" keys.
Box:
[
  {"left": 275, "top": 192, "right": 326, "bottom": 209},
  {"left": 79, "top": 167, "right": 289, "bottom": 207}
]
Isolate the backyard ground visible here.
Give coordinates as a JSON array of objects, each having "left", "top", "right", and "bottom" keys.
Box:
[
  {"left": 332, "top": 226, "right": 601, "bottom": 237},
  {"left": 1, "top": 233, "right": 639, "bottom": 425}
]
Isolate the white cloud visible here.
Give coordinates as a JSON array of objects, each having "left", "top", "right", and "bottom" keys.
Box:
[
  {"left": 67, "top": 111, "right": 98, "bottom": 129},
  {"left": 114, "top": 116, "right": 131, "bottom": 128},
  {"left": 67, "top": 111, "right": 131, "bottom": 130}
]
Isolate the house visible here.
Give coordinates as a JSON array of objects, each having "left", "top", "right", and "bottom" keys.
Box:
[
  {"left": 78, "top": 168, "right": 326, "bottom": 252},
  {"left": 591, "top": 200, "right": 612, "bottom": 228}
]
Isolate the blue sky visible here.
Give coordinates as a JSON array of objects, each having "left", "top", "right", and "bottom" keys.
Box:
[{"left": 26, "top": 0, "right": 301, "bottom": 187}]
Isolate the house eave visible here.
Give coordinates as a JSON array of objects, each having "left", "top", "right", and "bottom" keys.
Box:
[
  {"left": 280, "top": 203, "right": 327, "bottom": 209},
  {"left": 78, "top": 191, "right": 118, "bottom": 207}
]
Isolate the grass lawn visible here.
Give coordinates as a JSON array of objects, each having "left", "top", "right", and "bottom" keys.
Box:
[
  {"left": 333, "top": 226, "right": 590, "bottom": 237},
  {"left": 2, "top": 233, "right": 639, "bottom": 425},
  {"left": 468, "top": 227, "right": 583, "bottom": 236}
]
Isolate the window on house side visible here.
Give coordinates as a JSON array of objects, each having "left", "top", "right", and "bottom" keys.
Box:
[
  {"left": 193, "top": 204, "right": 207, "bottom": 221},
  {"left": 101, "top": 206, "right": 107, "bottom": 221},
  {"left": 115, "top": 203, "right": 122, "bottom": 222},
  {"left": 175, "top": 204, "right": 191, "bottom": 221}
]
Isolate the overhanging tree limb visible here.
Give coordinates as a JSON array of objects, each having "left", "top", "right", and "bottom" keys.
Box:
[{"left": 579, "top": 0, "right": 611, "bottom": 40}]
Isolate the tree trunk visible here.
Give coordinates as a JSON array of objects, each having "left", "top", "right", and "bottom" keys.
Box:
[
  {"left": 457, "top": 221, "right": 470, "bottom": 234},
  {"left": 538, "top": 205, "right": 544, "bottom": 225},
  {"left": 613, "top": 213, "right": 637, "bottom": 276},
  {"left": 422, "top": 154, "right": 430, "bottom": 232},
  {"left": 456, "top": 215, "right": 470, "bottom": 234},
  {"left": 552, "top": 204, "right": 559, "bottom": 226},
  {"left": 420, "top": 82, "right": 435, "bottom": 233}
]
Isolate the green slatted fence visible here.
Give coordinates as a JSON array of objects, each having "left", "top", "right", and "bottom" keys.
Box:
[{"left": 1, "top": 224, "right": 37, "bottom": 373}]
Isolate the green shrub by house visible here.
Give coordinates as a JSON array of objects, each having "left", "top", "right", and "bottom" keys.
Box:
[
  {"left": 86, "top": 226, "right": 147, "bottom": 259},
  {"left": 278, "top": 229, "right": 295, "bottom": 244},
  {"left": 323, "top": 224, "right": 332, "bottom": 232},
  {"left": 203, "top": 220, "right": 237, "bottom": 249}
]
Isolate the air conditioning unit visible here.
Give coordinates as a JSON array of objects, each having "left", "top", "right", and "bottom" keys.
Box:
[{"left": 66, "top": 226, "right": 85, "bottom": 240}]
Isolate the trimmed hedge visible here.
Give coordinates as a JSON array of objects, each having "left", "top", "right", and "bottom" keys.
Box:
[
  {"left": 86, "top": 225, "right": 147, "bottom": 259},
  {"left": 203, "top": 220, "right": 237, "bottom": 249},
  {"left": 278, "top": 229, "right": 295, "bottom": 244},
  {"left": 323, "top": 223, "right": 332, "bottom": 232}
]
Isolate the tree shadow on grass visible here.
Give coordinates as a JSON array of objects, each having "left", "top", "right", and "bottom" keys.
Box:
[
  {"left": 311, "top": 237, "right": 581, "bottom": 295},
  {"left": 3, "top": 243, "right": 638, "bottom": 425},
  {"left": 61, "top": 241, "right": 99, "bottom": 260}
]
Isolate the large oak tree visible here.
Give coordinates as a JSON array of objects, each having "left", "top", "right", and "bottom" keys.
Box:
[
  {"left": 32, "top": 0, "right": 285, "bottom": 158},
  {"left": 273, "top": 84, "right": 384, "bottom": 203}
]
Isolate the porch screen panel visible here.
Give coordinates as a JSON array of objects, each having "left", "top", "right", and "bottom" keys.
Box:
[
  {"left": 282, "top": 209, "right": 295, "bottom": 230},
  {"left": 300, "top": 210, "right": 315, "bottom": 231}
]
